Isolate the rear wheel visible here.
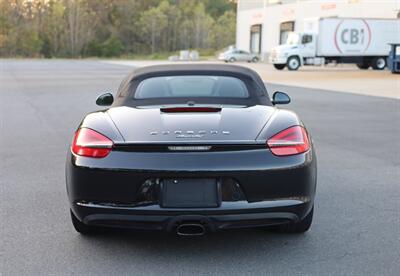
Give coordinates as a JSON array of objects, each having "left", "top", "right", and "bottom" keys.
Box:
[
  {"left": 273, "top": 64, "right": 286, "bottom": 70},
  {"left": 70, "top": 209, "right": 97, "bottom": 235},
  {"left": 356, "top": 62, "right": 370, "bottom": 70},
  {"left": 228, "top": 57, "right": 236, "bottom": 63},
  {"left": 251, "top": 57, "right": 259, "bottom": 63},
  {"left": 287, "top": 56, "right": 300, "bottom": 71},
  {"left": 274, "top": 207, "right": 313, "bottom": 233},
  {"left": 371, "top": 57, "right": 386, "bottom": 70}
]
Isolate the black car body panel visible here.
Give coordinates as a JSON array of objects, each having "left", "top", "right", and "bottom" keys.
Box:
[
  {"left": 66, "top": 64, "right": 317, "bottom": 234},
  {"left": 106, "top": 105, "right": 275, "bottom": 143}
]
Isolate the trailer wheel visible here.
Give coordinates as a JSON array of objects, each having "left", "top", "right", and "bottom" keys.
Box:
[
  {"left": 287, "top": 56, "right": 300, "bottom": 71},
  {"left": 371, "top": 57, "right": 386, "bottom": 70},
  {"left": 356, "top": 63, "right": 370, "bottom": 70},
  {"left": 273, "top": 64, "right": 286, "bottom": 70}
]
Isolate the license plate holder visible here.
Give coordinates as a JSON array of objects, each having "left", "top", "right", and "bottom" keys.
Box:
[{"left": 161, "top": 178, "right": 218, "bottom": 208}]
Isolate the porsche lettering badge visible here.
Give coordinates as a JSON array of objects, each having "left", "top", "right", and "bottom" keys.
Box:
[{"left": 149, "top": 130, "right": 230, "bottom": 138}]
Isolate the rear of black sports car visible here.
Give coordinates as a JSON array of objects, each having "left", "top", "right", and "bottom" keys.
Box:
[{"left": 66, "top": 65, "right": 317, "bottom": 235}]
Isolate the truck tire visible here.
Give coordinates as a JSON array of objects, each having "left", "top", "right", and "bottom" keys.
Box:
[
  {"left": 287, "top": 56, "right": 300, "bottom": 71},
  {"left": 371, "top": 57, "right": 386, "bottom": 70},
  {"left": 273, "top": 64, "right": 286, "bottom": 70},
  {"left": 356, "top": 63, "right": 370, "bottom": 70}
]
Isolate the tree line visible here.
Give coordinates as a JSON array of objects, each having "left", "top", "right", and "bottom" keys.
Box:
[{"left": 0, "top": 0, "right": 237, "bottom": 58}]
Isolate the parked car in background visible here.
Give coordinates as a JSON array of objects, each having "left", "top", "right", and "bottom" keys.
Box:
[{"left": 219, "top": 49, "right": 259, "bottom": 63}]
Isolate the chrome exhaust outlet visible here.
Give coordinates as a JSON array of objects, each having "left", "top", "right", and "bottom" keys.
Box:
[{"left": 176, "top": 223, "right": 206, "bottom": 236}]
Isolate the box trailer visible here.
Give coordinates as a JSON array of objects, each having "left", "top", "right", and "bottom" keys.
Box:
[{"left": 269, "top": 18, "right": 400, "bottom": 70}]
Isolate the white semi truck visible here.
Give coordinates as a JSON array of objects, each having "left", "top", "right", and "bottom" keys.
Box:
[{"left": 270, "top": 18, "right": 400, "bottom": 70}]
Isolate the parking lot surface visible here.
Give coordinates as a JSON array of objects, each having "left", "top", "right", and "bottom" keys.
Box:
[
  {"left": 103, "top": 60, "right": 400, "bottom": 99},
  {"left": 1, "top": 60, "right": 399, "bottom": 275}
]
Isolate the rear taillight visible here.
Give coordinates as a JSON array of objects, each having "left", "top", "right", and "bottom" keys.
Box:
[
  {"left": 267, "top": 126, "right": 310, "bottom": 156},
  {"left": 71, "top": 128, "right": 113, "bottom": 158}
]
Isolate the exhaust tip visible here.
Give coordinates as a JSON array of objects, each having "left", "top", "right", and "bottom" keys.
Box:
[{"left": 176, "top": 223, "right": 206, "bottom": 236}]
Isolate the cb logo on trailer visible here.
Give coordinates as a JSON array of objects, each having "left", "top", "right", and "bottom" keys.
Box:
[{"left": 334, "top": 19, "right": 371, "bottom": 53}]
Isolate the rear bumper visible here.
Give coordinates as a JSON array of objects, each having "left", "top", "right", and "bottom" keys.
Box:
[
  {"left": 73, "top": 200, "right": 311, "bottom": 231},
  {"left": 269, "top": 56, "right": 287, "bottom": 64},
  {"left": 66, "top": 147, "right": 317, "bottom": 231}
]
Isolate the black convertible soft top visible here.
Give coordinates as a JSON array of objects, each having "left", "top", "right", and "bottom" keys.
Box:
[{"left": 113, "top": 64, "right": 271, "bottom": 107}]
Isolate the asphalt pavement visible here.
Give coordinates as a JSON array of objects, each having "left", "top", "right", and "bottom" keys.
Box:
[
  {"left": 104, "top": 60, "right": 400, "bottom": 99},
  {"left": 1, "top": 60, "right": 399, "bottom": 275}
]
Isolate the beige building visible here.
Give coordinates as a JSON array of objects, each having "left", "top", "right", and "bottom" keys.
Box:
[{"left": 236, "top": 0, "right": 400, "bottom": 60}]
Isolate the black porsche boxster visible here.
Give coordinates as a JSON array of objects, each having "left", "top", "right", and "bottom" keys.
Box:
[{"left": 66, "top": 64, "right": 317, "bottom": 236}]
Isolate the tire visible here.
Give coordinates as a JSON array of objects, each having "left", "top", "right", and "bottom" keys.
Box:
[
  {"left": 371, "top": 57, "right": 386, "bottom": 70},
  {"left": 274, "top": 207, "right": 313, "bottom": 233},
  {"left": 273, "top": 64, "right": 286, "bottom": 70},
  {"left": 251, "top": 57, "right": 259, "bottom": 63},
  {"left": 356, "top": 63, "right": 370, "bottom": 70},
  {"left": 70, "top": 209, "right": 97, "bottom": 235},
  {"left": 228, "top": 57, "right": 236, "bottom": 63},
  {"left": 287, "top": 56, "right": 300, "bottom": 71}
]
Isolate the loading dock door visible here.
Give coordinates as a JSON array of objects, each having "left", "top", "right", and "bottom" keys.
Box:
[
  {"left": 250, "top": 24, "right": 262, "bottom": 53},
  {"left": 280, "top": 21, "right": 295, "bottom": 45}
]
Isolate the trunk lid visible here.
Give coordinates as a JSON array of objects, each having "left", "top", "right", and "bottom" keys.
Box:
[{"left": 107, "top": 105, "right": 275, "bottom": 143}]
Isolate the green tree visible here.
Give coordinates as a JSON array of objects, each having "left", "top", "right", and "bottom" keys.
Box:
[
  {"left": 0, "top": 0, "right": 237, "bottom": 58},
  {"left": 140, "top": 1, "right": 168, "bottom": 54},
  {"left": 19, "top": 28, "right": 43, "bottom": 56},
  {"left": 193, "top": 3, "right": 214, "bottom": 49},
  {"left": 65, "top": 0, "right": 99, "bottom": 56},
  {"left": 40, "top": 0, "right": 66, "bottom": 57},
  {"left": 204, "top": 0, "right": 236, "bottom": 18},
  {"left": 210, "top": 10, "right": 236, "bottom": 50},
  {"left": 0, "top": 0, "right": 12, "bottom": 55}
]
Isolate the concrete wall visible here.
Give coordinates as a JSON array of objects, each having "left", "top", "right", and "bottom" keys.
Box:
[{"left": 236, "top": 0, "right": 400, "bottom": 60}]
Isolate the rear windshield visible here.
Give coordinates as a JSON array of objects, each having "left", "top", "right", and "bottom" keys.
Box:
[{"left": 134, "top": 75, "right": 249, "bottom": 99}]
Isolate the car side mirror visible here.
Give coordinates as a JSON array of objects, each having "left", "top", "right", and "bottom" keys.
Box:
[
  {"left": 272, "top": 91, "right": 291, "bottom": 105},
  {"left": 96, "top": 93, "right": 114, "bottom": 106}
]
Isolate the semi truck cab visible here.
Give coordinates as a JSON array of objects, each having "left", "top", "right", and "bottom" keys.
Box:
[{"left": 270, "top": 32, "right": 322, "bottom": 70}]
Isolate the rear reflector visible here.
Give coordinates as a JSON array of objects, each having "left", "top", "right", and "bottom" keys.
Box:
[
  {"left": 267, "top": 126, "right": 310, "bottom": 156},
  {"left": 71, "top": 128, "right": 113, "bottom": 158},
  {"left": 160, "top": 107, "right": 221, "bottom": 113}
]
